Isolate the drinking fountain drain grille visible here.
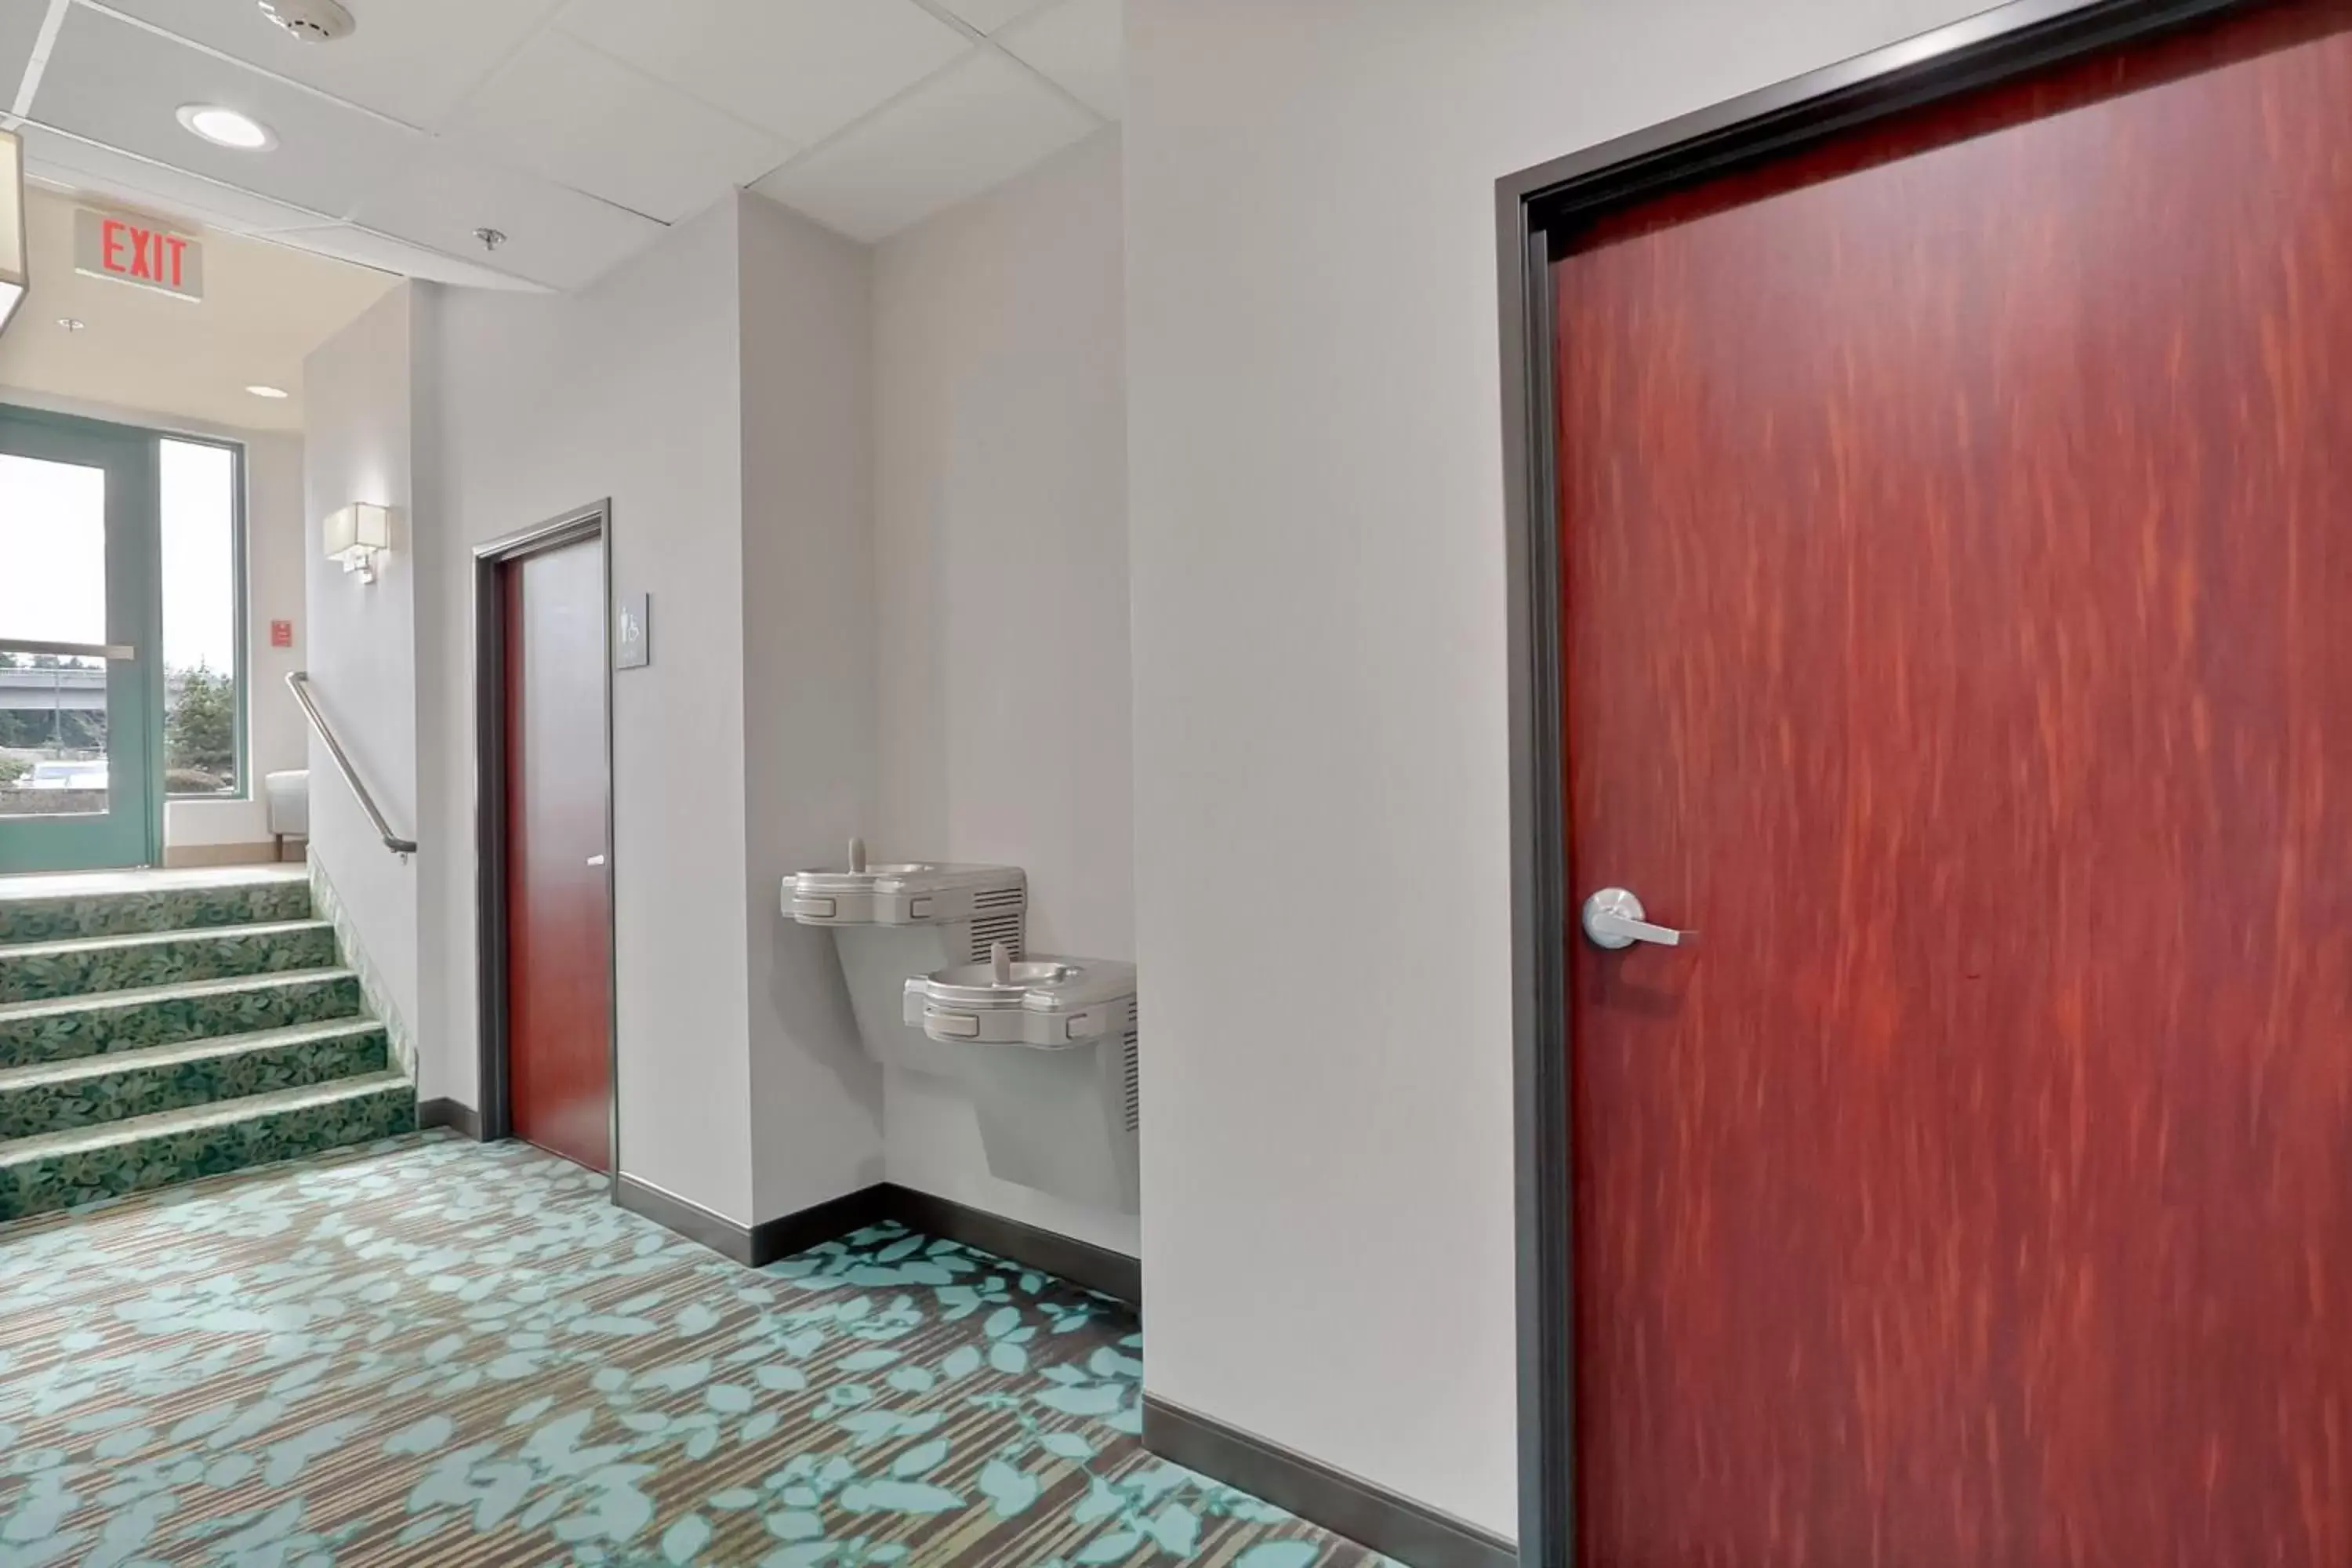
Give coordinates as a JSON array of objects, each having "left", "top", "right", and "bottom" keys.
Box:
[
  {"left": 969, "top": 907, "right": 1025, "bottom": 963},
  {"left": 1121, "top": 1006, "right": 1141, "bottom": 1134}
]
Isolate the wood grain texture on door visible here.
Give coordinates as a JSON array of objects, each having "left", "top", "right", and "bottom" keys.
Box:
[
  {"left": 1555, "top": 6, "right": 2352, "bottom": 1565},
  {"left": 504, "top": 539, "right": 612, "bottom": 1174}
]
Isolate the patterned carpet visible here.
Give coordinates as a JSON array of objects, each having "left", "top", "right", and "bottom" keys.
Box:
[{"left": 0, "top": 1133, "right": 1392, "bottom": 1566}]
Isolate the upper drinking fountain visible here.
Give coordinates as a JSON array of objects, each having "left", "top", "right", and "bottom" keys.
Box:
[{"left": 783, "top": 838, "right": 1028, "bottom": 1076}]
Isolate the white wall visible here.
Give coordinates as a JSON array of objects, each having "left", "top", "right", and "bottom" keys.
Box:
[
  {"left": 0, "top": 386, "right": 307, "bottom": 849},
  {"left": 421, "top": 200, "right": 763, "bottom": 1223},
  {"left": 408, "top": 191, "right": 887, "bottom": 1227},
  {"left": 736, "top": 193, "right": 888, "bottom": 1221},
  {"left": 302, "top": 289, "right": 419, "bottom": 1045},
  {"left": 1123, "top": 0, "right": 1988, "bottom": 1537},
  {"left": 871, "top": 129, "right": 1137, "bottom": 1253}
]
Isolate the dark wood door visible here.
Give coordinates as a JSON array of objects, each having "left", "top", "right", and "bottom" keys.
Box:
[
  {"left": 1556, "top": 8, "right": 2352, "bottom": 1564},
  {"left": 503, "top": 539, "right": 612, "bottom": 1172}
]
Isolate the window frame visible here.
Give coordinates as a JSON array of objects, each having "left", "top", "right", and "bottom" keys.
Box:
[{"left": 158, "top": 430, "right": 249, "bottom": 804}]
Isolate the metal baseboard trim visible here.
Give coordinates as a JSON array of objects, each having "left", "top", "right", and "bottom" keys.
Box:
[
  {"left": 882, "top": 1183, "right": 1141, "bottom": 1307},
  {"left": 616, "top": 1177, "right": 894, "bottom": 1269},
  {"left": 1143, "top": 1395, "right": 1517, "bottom": 1568},
  {"left": 614, "top": 1175, "right": 760, "bottom": 1266},
  {"left": 749, "top": 1184, "right": 897, "bottom": 1267},
  {"left": 614, "top": 1174, "right": 1142, "bottom": 1300},
  {"left": 416, "top": 1098, "right": 482, "bottom": 1139}
]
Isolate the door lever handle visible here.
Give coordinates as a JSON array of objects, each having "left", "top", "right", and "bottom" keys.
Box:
[
  {"left": 586, "top": 854, "right": 607, "bottom": 868},
  {"left": 1581, "top": 887, "right": 1687, "bottom": 949}
]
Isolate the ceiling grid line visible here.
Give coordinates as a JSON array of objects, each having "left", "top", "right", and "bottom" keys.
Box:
[
  {"left": 414, "top": 0, "right": 572, "bottom": 149},
  {"left": 991, "top": 45, "right": 1112, "bottom": 129},
  {"left": 969, "top": 0, "right": 1116, "bottom": 129},
  {"left": 16, "top": 113, "right": 344, "bottom": 229},
  {"left": 6, "top": 0, "right": 76, "bottom": 121},
  {"left": 29, "top": 0, "right": 672, "bottom": 259},
  {"left": 533, "top": 24, "right": 811, "bottom": 169},
  {"left": 20, "top": 103, "right": 652, "bottom": 283},
  {"left": 74, "top": 0, "right": 430, "bottom": 134},
  {"left": 989, "top": 0, "right": 1122, "bottom": 122},
  {"left": 5, "top": 0, "right": 1123, "bottom": 285},
  {"left": 743, "top": 43, "right": 988, "bottom": 191},
  {"left": 56, "top": 0, "right": 675, "bottom": 241},
  {"left": 13, "top": 112, "right": 558, "bottom": 294},
  {"left": 902, "top": 0, "right": 991, "bottom": 44},
  {"left": 739, "top": 0, "right": 1116, "bottom": 240},
  {"left": 745, "top": 34, "right": 1109, "bottom": 197}
]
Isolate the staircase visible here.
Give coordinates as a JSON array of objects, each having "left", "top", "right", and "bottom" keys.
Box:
[{"left": 0, "top": 866, "right": 413, "bottom": 1223}]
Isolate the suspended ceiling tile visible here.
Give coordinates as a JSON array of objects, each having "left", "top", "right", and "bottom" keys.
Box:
[
  {"left": 0, "top": 0, "right": 45, "bottom": 100},
  {"left": 752, "top": 48, "right": 1095, "bottom": 241},
  {"left": 98, "top": 0, "right": 570, "bottom": 130},
  {"left": 998, "top": 0, "right": 1123, "bottom": 121},
  {"left": 350, "top": 143, "right": 666, "bottom": 290},
  {"left": 31, "top": 5, "right": 421, "bottom": 220},
  {"left": 555, "top": 0, "right": 970, "bottom": 151},
  {"left": 930, "top": 0, "right": 1054, "bottom": 36},
  {"left": 449, "top": 29, "right": 789, "bottom": 223},
  {"left": 16, "top": 124, "right": 334, "bottom": 236},
  {"left": 268, "top": 223, "right": 543, "bottom": 291}
]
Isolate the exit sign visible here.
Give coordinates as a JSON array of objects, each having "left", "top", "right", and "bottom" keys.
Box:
[{"left": 73, "top": 209, "right": 203, "bottom": 301}]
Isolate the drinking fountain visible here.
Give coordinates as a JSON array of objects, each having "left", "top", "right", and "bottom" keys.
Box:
[{"left": 784, "top": 838, "right": 1027, "bottom": 1076}]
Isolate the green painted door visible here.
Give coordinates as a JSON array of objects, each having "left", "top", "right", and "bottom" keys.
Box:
[{"left": 0, "top": 406, "right": 163, "bottom": 873}]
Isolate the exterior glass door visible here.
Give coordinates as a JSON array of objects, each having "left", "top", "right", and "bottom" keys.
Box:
[{"left": 0, "top": 407, "right": 161, "bottom": 873}]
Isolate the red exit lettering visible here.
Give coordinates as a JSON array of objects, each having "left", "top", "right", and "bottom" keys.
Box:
[{"left": 99, "top": 218, "right": 190, "bottom": 290}]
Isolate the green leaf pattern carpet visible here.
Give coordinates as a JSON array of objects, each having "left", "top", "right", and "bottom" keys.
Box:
[{"left": 0, "top": 1132, "right": 1395, "bottom": 1566}]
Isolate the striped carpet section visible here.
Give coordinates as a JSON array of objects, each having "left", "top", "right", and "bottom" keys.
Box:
[{"left": 0, "top": 1133, "right": 1394, "bottom": 1566}]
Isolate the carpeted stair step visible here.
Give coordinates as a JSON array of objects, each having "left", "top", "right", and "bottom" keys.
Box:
[
  {"left": 0, "top": 1019, "right": 389, "bottom": 1141},
  {"left": 0, "top": 920, "right": 339, "bottom": 1005},
  {"left": 0, "top": 1072, "right": 416, "bottom": 1223},
  {"left": 0, "top": 869, "right": 312, "bottom": 946},
  {"left": 0, "top": 967, "right": 366, "bottom": 1070}
]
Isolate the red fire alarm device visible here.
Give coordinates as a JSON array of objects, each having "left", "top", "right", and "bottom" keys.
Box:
[{"left": 270, "top": 619, "right": 295, "bottom": 649}]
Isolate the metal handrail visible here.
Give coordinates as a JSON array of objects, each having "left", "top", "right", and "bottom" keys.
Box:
[{"left": 285, "top": 670, "right": 416, "bottom": 859}]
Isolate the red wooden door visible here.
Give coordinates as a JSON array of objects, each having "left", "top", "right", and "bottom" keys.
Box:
[
  {"left": 1556, "top": 8, "right": 2352, "bottom": 1565},
  {"left": 504, "top": 539, "right": 612, "bottom": 1172}
]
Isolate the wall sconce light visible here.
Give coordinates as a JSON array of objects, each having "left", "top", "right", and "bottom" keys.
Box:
[
  {"left": 0, "top": 128, "right": 28, "bottom": 338},
  {"left": 324, "top": 502, "right": 391, "bottom": 583}
]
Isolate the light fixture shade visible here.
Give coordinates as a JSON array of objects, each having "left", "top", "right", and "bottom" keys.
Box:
[
  {"left": 0, "top": 129, "right": 27, "bottom": 337},
  {"left": 324, "top": 502, "right": 392, "bottom": 579}
]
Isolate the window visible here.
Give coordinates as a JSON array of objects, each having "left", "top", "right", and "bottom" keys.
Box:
[
  {"left": 0, "top": 455, "right": 110, "bottom": 788},
  {"left": 160, "top": 438, "right": 242, "bottom": 797}
]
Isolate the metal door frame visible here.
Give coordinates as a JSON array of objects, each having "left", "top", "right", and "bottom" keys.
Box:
[
  {"left": 470, "top": 500, "right": 620, "bottom": 1196},
  {"left": 1495, "top": 0, "right": 2275, "bottom": 1558}
]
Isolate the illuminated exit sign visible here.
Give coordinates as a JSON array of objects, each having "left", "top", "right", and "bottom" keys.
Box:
[{"left": 73, "top": 209, "right": 203, "bottom": 301}]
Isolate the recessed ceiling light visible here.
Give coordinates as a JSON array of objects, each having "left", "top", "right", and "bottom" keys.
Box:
[
  {"left": 176, "top": 104, "right": 277, "bottom": 151},
  {"left": 246, "top": 385, "right": 291, "bottom": 399},
  {"left": 56, "top": 318, "right": 85, "bottom": 332}
]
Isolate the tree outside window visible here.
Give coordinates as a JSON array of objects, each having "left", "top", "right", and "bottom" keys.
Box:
[
  {"left": 161, "top": 440, "right": 241, "bottom": 798},
  {"left": 165, "top": 661, "right": 236, "bottom": 795},
  {"left": 1, "top": 438, "right": 241, "bottom": 800}
]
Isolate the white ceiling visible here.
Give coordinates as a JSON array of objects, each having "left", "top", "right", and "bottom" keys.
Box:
[
  {"left": 0, "top": 183, "right": 395, "bottom": 432},
  {"left": 2, "top": 0, "right": 1125, "bottom": 290}
]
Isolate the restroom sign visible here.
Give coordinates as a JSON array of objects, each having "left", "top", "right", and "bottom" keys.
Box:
[{"left": 74, "top": 209, "right": 204, "bottom": 301}]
